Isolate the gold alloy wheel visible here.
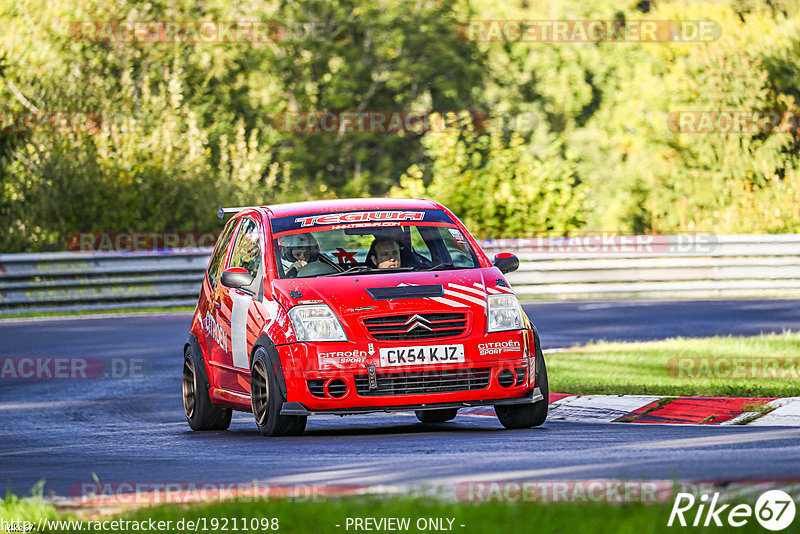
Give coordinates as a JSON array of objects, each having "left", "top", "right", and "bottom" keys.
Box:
[
  {"left": 182, "top": 357, "right": 196, "bottom": 419},
  {"left": 251, "top": 359, "right": 270, "bottom": 425}
]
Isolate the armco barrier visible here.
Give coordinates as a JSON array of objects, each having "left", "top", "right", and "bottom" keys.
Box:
[
  {"left": 0, "top": 249, "right": 211, "bottom": 315},
  {"left": 1, "top": 235, "right": 799, "bottom": 315},
  {"left": 482, "top": 234, "right": 800, "bottom": 299}
]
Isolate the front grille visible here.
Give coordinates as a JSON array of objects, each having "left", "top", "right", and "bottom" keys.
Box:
[
  {"left": 354, "top": 368, "right": 491, "bottom": 396},
  {"left": 363, "top": 313, "right": 467, "bottom": 341},
  {"left": 307, "top": 379, "right": 326, "bottom": 398}
]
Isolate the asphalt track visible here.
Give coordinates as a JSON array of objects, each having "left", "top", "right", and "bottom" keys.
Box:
[{"left": 1, "top": 298, "right": 799, "bottom": 498}]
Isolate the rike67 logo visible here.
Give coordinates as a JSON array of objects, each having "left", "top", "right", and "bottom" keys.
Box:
[{"left": 668, "top": 490, "right": 796, "bottom": 531}]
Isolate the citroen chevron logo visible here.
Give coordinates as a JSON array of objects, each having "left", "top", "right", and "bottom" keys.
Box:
[
  {"left": 404, "top": 314, "right": 431, "bottom": 326},
  {"left": 405, "top": 314, "right": 433, "bottom": 332}
]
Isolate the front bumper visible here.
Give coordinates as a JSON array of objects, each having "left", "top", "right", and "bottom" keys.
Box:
[
  {"left": 280, "top": 386, "right": 543, "bottom": 416},
  {"left": 277, "top": 329, "right": 540, "bottom": 412},
  {"left": 282, "top": 356, "right": 536, "bottom": 410}
]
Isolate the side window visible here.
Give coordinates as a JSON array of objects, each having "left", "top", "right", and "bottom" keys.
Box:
[
  {"left": 229, "top": 218, "right": 262, "bottom": 279},
  {"left": 207, "top": 219, "right": 238, "bottom": 290}
]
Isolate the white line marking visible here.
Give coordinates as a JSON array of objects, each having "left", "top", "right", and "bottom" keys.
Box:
[
  {"left": 429, "top": 296, "right": 469, "bottom": 307},
  {"left": 721, "top": 411, "right": 763, "bottom": 426},
  {"left": 448, "top": 283, "right": 487, "bottom": 297},
  {"left": 443, "top": 289, "right": 486, "bottom": 307},
  {"left": 747, "top": 397, "right": 800, "bottom": 426}
]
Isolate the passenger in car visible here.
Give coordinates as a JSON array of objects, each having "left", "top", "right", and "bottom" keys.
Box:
[{"left": 367, "top": 237, "right": 404, "bottom": 269}]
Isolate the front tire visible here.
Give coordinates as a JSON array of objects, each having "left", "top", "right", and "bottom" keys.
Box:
[
  {"left": 496, "top": 356, "right": 549, "bottom": 429},
  {"left": 250, "top": 347, "right": 307, "bottom": 437},
  {"left": 415, "top": 408, "right": 459, "bottom": 424},
  {"left": 183, "top": 346, "right": 231, "bottom": 431}
]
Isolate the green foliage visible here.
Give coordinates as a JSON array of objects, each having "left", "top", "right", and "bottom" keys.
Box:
[
  {"left": 392, "top": 122, "right": 586, "bottom": 238},
  {"left": 586, "top": 1, "right": 800, "bottom": 234},
  {"left": 72, "top": 495, "right": 788, "bottom": 534},
  {"left": 265, "top": 0, "right": 485, "bottom": 197},
  {"left": 396, "top": 0, "right": 800, "bottom": 235},
  {"left": 0, "top": 481, "right": 60, "bottom": 524},
  {"left": 0, "top": 0, "right": 292, "bottom": 250},
  {"left": 2, "top": 0, "right": 800, "bottom": 251}
]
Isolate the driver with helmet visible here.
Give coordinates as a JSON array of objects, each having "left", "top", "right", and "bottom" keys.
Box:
[{"left": 280, "top": 233, "right": 320, "bottom": 278}]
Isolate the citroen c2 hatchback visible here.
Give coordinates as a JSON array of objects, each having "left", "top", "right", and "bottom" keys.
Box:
[{"left": 182, "top": 198, "right": 548, "bottom": 436}]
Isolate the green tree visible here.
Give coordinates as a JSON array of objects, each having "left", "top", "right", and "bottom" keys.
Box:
[
  {"left": 392, "top": 120, "right": 586, "bottom": 237},
  {"left": 265, "top": 0, "right": 486, "bottom": 197}
]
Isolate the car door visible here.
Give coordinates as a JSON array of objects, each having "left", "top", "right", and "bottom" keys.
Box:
[
  {"left": 214, "top": 216, "right": 264, "bottom": 394},
  {"left": 201, "top": 217, "right": 238, "bottom": 390}
]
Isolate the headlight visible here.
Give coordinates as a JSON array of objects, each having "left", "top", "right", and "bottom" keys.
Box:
[
  {"left": 487, "top": 294, "right": 523, "bottom": 332},
  {"left": 287, "top": 305, "right": 347, "bottom": 341}
]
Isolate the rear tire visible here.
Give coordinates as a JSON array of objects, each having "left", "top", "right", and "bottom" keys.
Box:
[
  {"left": 183, "top": 346, "right": 231, "bottom": 431},
  {"left": 415, "top": 408, "right": 459, "bottom": 424},
  {"left": 496, "top": 356, "right": 549, "bottom": 429},
  {"left": 251, "top": 347, "right": 307, "bottom": 437}
]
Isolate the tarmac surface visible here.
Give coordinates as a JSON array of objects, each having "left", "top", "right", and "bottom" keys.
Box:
[{"left": 1, "top": 298, "right": 798, "bottom": 497}]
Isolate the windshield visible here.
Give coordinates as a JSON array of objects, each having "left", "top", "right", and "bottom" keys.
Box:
[{"left": 270, "top": 210, "right": 480, "bottom": 278}]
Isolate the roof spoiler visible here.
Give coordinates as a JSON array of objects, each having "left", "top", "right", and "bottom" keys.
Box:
[{"left": 217, "top": 206, "right": 255, "bottom": 219}]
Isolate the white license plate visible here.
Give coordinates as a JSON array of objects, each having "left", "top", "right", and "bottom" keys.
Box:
[{"left": 379, "top": 344, "right": 465, "bottom": 367}]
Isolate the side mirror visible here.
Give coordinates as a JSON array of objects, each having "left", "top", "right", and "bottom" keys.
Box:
[
  {"left": 221, "top": 267, "right": 254, "bottom": 289},
  {"left": 493, "top": 253, "right": 519, "bottom": 274}
]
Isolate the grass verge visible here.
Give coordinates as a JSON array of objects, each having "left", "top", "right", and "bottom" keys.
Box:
[
  {"left": 0, "top": 485, "right": 61, "bottom": 527},
  {"left": 548, "top": 331, "right": 800, "bottom": 397},
  {"left": 3, "top": 496, "right": 796, "bottom": 534}
]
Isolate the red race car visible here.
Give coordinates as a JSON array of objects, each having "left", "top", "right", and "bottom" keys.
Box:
[{"left": 182, "top": 198, "right": 548, "bottom": 436}]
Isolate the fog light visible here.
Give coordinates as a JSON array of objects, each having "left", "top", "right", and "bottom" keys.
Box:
[
  {"left": 497, "top": 369, "right": 515, "bottom": 388},
  {"left": 326, "top": 378, "right": 348, "bottom": 398}
]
